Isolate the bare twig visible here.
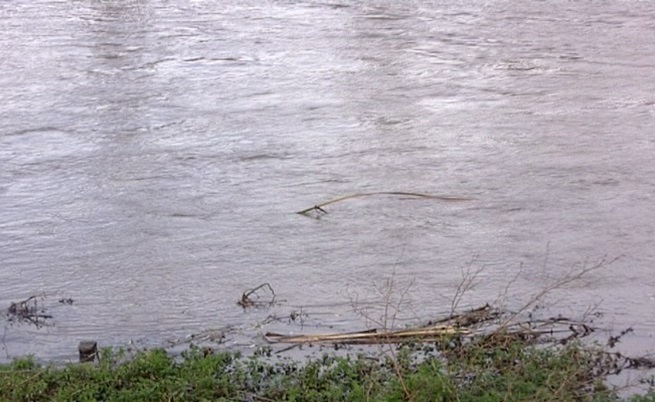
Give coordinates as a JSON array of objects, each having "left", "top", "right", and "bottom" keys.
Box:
[
  {"left": 350, "top": 270, "right": 415, "bottom": 331},
  {"left": 450, "top": 255, "right": 486, "bottom": 318},
  {"left": 347, "top": 268, "right": 419, "bottom": 401},
  {"left": 493, "top": 261, "right": 524, "bottom": 311},
  {"left": 497, "top": 256, "right": 617, "bottom": 330}
]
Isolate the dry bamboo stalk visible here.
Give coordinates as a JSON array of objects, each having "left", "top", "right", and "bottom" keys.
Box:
[
  {"left": 264, "top": 325, "right": 468, "bottom": 345},
  {"left": 261, "top": 302, "right": 595, "bottom": 346}
]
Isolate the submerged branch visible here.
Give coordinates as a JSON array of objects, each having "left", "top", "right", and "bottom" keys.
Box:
[
  {"left": 238, "top": 283, "right": 277, "bottom": 309},
  {"left": 6, "top": 295, "right": 52, "bottom": 328},
  {"left": 297, "top": 191, "right": 474, "bottom": 216}
]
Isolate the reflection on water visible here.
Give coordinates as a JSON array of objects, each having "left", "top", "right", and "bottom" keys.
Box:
[{"left": 1, "top": 1, "right": 654, "bottom": 361}]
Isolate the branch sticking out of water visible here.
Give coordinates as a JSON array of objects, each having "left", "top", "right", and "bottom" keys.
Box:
[
  {"left": 7, "top": 295, "right": 53, "bottom": 328},
  {"left": 296, "top": 192, "right": 474, "bottom": 217},
  {"left": 238, "top": 283, "right": 277, "bottom": 309}
]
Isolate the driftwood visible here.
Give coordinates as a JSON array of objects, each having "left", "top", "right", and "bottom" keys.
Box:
[
  {"left": 265, "top": 325, "right": 468, "bottom": 345},
  {"left": 297, "top": 192, "right": 474, "bottom": 217},
  {"left": 263, "top": 304, "right": 595, "bottom": 346}
]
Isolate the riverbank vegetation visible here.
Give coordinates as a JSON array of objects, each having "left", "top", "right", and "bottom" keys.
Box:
[{"left": 2, "top": 331, "right": 655, "bottom": 401}]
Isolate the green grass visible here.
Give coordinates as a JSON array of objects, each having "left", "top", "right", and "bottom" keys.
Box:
[{"left": 1, "top": 338, "right": 653, "bottom": 402}]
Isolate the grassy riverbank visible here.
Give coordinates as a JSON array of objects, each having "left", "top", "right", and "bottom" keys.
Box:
[{"left": 2, "top": 336, "right": 654, "bottom": 402}]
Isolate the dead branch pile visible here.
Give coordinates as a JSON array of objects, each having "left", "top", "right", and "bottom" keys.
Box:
[
  {"left": 6, "top": 296, "right": 52, "bottom": 327},
  {"left": 263, "top": 304, "right": 591, "bottom": 346},
  {"left": 263, "top": 303, "right": 655, "bottom": 374}
]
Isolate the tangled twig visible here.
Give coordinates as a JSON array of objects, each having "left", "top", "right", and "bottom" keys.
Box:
[
  {"left": 238, "top": 283, "right": 277, "bottom": 309},
  {"left": 7, "top": 295, "right": 52, "bottom": 327}
]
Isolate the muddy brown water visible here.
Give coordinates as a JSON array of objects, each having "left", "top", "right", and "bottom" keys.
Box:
[{"left": 1, "top": 1, "right": 654, "bottom": 362}]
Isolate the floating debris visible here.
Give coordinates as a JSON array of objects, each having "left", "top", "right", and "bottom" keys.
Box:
[
  {"left": 167, "top": 328, "right": 229, "bottom": 347},
  {"left": 297, "top": 191, "right": 474, "bottom": 217},
  {"left": 7, "top": 295, "right": 52, "bottom": 327},
  {"left": 238, "top": 283, "right": 277, "bottom": 309},
  {"left": 264, "top": 304, "right": 595, "bottom": 346}
]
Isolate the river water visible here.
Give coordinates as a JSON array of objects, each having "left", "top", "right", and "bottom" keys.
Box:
[{"left": 1, "top": 0, "right": 654, "bottom": 362}]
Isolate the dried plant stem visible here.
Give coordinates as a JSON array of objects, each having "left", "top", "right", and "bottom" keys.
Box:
[
  {"left": 297, "top": 192, "right": 473, "bottom": 215},
  {"left": 450, "top": 255, "right": 486, "bottom": 318},
  {"left": 497, "top": 256, "right": 617, "bottom": 330}
]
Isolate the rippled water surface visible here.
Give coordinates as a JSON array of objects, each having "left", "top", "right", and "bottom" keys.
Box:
[{"left": 1, "top": 1, "right": 654, "bottom": 361}]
